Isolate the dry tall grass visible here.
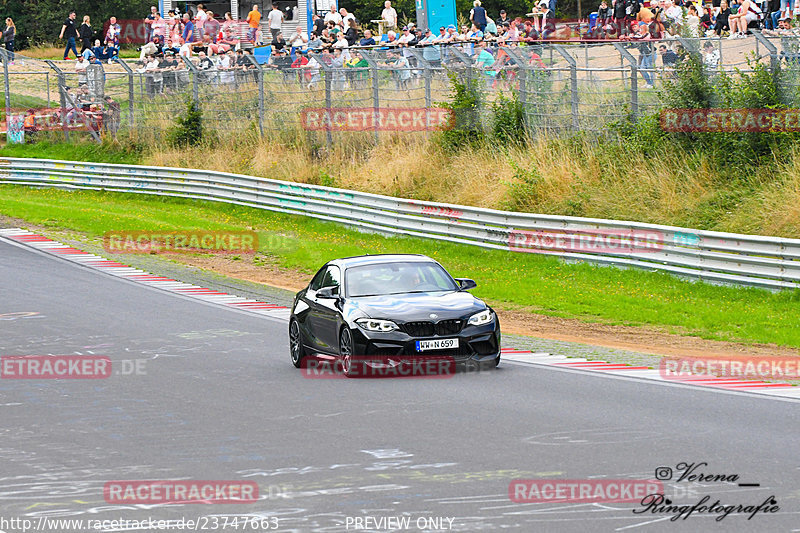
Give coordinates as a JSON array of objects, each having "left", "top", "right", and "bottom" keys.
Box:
[{"left": 142, "top": 132, "right": 800, "bottom": 238}]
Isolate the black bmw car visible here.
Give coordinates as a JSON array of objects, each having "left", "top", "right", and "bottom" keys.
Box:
[{"left": 289, "top": 254, "right": 501, "bottom": 376}]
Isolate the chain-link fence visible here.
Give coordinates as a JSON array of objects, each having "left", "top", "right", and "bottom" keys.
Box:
[{"left": 3, "top": 34, "right": 800, "bottom": 144}]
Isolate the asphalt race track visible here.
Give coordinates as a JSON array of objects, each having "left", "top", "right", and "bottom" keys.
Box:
[{"left": 1, "top": 236, "right": 799, "bottom": 533}]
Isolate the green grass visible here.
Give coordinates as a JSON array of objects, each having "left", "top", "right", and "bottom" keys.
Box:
[
  {"left": 2, "top": 184, "right": 799, "bottom": 349},
  {"left": 0, "top": 140, "right": 143, "bottom": 165},
  {"left": 0, "top": 92, "right": 51, "bottom": 120}
]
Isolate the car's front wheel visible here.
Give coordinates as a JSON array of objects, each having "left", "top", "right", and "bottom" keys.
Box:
[
  {"left": 289, "top": 319, "right": 306, "bottom": 368},
  {"left": 339, "top": 327, "right": 357, "bottom": 378}
]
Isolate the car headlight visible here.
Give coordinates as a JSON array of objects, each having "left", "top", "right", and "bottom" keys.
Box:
[
  {"left": 468, "top": 309, "right": 494, "bottom": 326},
  {"left": 356, "top": 318, "right": 400, "bottom": 332}
]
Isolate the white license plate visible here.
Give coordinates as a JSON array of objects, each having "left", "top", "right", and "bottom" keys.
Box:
[{"left": 416, "top": 338, "right": 459, "bottom": 352}]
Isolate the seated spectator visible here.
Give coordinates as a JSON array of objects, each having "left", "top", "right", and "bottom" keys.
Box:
[
  {"left": 658, "top": 43, "right": 679, "bottom": 66},
  {"left": 728, "top": 0, "right": 761, "bottom": 37},
  {"left": 140, "top": 36, "right": 163, "bottom": 59},
  {"left": 360, "top": 29, "right": 376, "bottom": 46},
  {"left": 163, "top": 38, "right": 180, "bottom": 56},
  {"left": 714, "top": 0, "right": 732, "bottom": 34},
  {"left": 289, "top": 26, "right": 308, "bottom": 52},
  {"left": 702, "top": 40, "right": 719, "bottom": 67},
  {"left": 686, "top": 4, "right": 702, "bottom": 35},
  {"left": 598, "top": 0, "right": 614, "bottom": 29},
  {"left": 218, "top": 27, "right": 240, "bottom": 49},
  {"left": 765, "top": 14, "right": 800, "bottom": 34},
  {"left": 272, "top": 31, "right": 287, "bottom": 51},
  {"left": 467, "top": 23, "right": 484, "bottom": 40}
]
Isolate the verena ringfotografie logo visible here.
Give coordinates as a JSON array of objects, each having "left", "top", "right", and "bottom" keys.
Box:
[
  {"left": 509, "top": 479, "right": 663, "bottom": 503},
  {"left": 104, "top": 481, "right": 258, "bottom": 504},
  {"left": 301, "top": 355, "right": 457, "bottom": 379},
  {"left": 660, "top": 357, "right": 800, "bottom": 381},
  {"left": 508, "top": 229, "right": 664, "bottom": 254},
  {"left": 103, "top": 230, "right": 258, "bottom": 254},
  {"left": 661, "top": 108, "right": 800, "bottom": 132},
  {"left": 300, "top": 108, "right": 453, "bottom": 131},
  {"left": 1, "top": 355, "right": 112, "bottom": 379}
]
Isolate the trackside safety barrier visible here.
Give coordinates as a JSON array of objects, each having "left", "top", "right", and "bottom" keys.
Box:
[{"left": 2, "top": 157, "right": 799, "bottom": 290}]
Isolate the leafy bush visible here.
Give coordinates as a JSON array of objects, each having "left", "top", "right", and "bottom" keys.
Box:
[
  {"left": 492, "top": 90, "right": 527, "bottom": 145},
  {"left": 436, "top": 72, "right": 485, "bottom": 150},
  {"left": 167, "top": 99, "right": 204, "bottom": 148}
]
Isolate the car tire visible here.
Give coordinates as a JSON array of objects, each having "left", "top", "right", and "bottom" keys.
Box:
[
  {"left": 289, "top": 319, "right": 306, "bottom": 368},
  {"left": 339, "top": 327, "right": 358, "bottom": 378}
]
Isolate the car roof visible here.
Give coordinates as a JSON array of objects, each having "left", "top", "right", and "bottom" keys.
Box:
[{"left": 329, "top": 254, "right": 435, "bottom": 269}]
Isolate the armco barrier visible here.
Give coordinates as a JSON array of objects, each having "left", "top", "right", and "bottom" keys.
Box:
[{"left": 1, "top": 157, "right": 799, "bottom": 290}]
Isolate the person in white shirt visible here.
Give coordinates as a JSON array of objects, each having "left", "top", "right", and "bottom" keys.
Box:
[
  {"left": 381, "top": 1, "right": 398, "bottom": 29},
  {"left": 194, "top": 4, "right": 208, "bottom": 40},
  {"left": 289, "top": 26, "right": 308, "bottom": 51},
  {"left": 268, "top": 4, "right": 284, "bottom": 41},
  {"left": 324, "top": 10, "right": 342, "bottom": 26},
  {"left": 219, "top": 49, "right": 234, "bottom": 83},
  {"left": 339, "top": 8, "right": 356, "bottom": 28}
]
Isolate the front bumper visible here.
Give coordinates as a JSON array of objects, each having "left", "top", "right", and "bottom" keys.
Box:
[{"left": 350, "top": 321, "right": 501, "bottom": 364}]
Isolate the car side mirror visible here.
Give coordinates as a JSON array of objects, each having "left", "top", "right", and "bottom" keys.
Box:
[
  {"left": 317, "top": 286, "right": 339, "bottom": 299},
  {"left": 455, "top": 278, "right": 477, "bottom": 291}
]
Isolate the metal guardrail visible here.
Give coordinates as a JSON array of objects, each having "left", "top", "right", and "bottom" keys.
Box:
[{"left": 2, "top": 157, "right": 800, "bottom": 290}]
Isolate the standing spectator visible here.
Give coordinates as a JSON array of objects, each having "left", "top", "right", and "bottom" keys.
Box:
[
  {"left": 60, "top": 11, "right": 79, "bottom": 60},
  {"left": 312, "top": 13, "right": 325, "bottom": 36},
  {"left": 658, "top": 43, "right": 679, "bottom": 66},
  {"left": 181, "top": 13, "right": 195, "bottom": 44},
  {"left": 79, "top": 16, "right": 93, "bottom": 54},
  {"left": 498, "top": 9, "right": 509, "bottom": 24},
  {"left": 204, "top": 11, "right": 220, "bottom": 43},
  {"left": 105, "top": 16, "right": 121, "bottom": 54},
  {"left": 221, "top": 12, "right": 236, "bottom": 35},
  {"left": 268, "top": 4, "right": 284, "bottom": 41},
  {"left": 75, "top": 54, "right": 90, "bottom": 85},
  {"left": 247, "top": 4, "right": 262, "bottom": 43},
  {"left": 3, "top": 18, "right": 15, "bottom": 63},
  {"left": 144, "top": 6, "right": 158, "bottom": 43},
  {"left": 686, "top": 4, "right": 701, "bottom": 35},
  {"left": 344, "top": 19, "right": 358, "bottom": 46},
  {"left": 102, "top": 95, "right": 121, "bottom": 136},
  {"left": 145, "top": 54, "right": 163, "bottom": 95},
  {"left": 152, "top": 12, "right": 168, "bottom": 43},
  {"left": 470, "top": 0, "right": 488, "bottom": 32},
  {"left": 637, "top": 39, "right": 656, "bottom": 89},
  {"left": 194, "top": 4, "right": 208, "bottom": 40},
  {"left": 381, "top": 1, "right": 398, "bottom": 30},
  {"left": 612, "top": 0, "right": 628, "bottom": 35},
  {"left": 340, "top": 8, "right": 356, "bottom": 28}
]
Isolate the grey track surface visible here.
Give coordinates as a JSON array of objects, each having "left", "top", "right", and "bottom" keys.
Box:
[{"left": 1, "top": 237, "right": 799, "bottom": 533}]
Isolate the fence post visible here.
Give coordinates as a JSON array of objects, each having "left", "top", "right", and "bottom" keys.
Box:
[
  {"left": 180, "top": 56, "right": 200, "bottom": 103},
  {"left": 553, "top": 45, "right": 579, "bottom": 129},
  {"left": 360, "top": 50, "right": 381, "bottom": 143},
  {"left": 45, "top": 59, "right": 69, "bottom": 141},
  {"left": 115, "top": 59, "right": 136, "bottom": 129},
  {"left": 613, "top": 43, "right": 639, "bottom": 121},
  {"left": 0, "top": 49, "right": 10, "bottom": 122},
  {"left": 409, "top": 48, "right": 433, "bottom": 137},
  {"left": 753, "top": 31, "right": 779, "bottom": 72},
  {"left": 246, "top": 54, "right": 265, "bottom": 136}
]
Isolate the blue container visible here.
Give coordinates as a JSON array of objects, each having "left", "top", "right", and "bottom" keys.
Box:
[{"left": 589, "top": 12, "right": 598, "bottom": 30}]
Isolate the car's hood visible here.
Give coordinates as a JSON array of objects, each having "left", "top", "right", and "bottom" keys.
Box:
[{"left": 348, "top": 291, "right": 486, "bottom": 322}]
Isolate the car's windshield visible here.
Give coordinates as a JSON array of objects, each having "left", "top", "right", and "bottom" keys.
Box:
[{"left": 346, "top": 261, "right": 459, "bottom": 297}]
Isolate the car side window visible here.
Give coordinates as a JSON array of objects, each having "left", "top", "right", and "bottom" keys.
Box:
[
  {"left": 309, "top": 266, "right": 328, "bottom": 291},
  {"left": 320, "top": 266, "right": 340, "bottom": 289}
]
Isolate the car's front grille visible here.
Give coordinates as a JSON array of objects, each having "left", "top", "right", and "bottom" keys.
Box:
[
  {"left": 402, "top": 321, "right": 436, "bottom": 337},
  {"left": 402, "top": 319, "right": 464, "bottom": 337},
  {"left": 436, "top": 319, "right": 464, "bottom": 335}
]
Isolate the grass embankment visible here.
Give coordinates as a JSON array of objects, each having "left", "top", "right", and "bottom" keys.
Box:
[
  {"left": 3, "top": 136, "right": 800, "bottom": 239},
  {"left": 1, "top": 185, "right": 799, "bottom": 348}
]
